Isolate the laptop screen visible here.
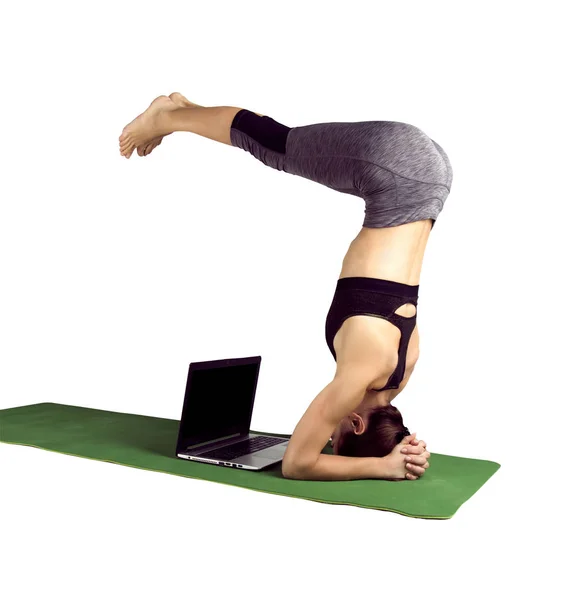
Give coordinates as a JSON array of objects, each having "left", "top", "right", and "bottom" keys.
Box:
[{"left": 176, "top": 358, "right": 260, "bottom": 451}]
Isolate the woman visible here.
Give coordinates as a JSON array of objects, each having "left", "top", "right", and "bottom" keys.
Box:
[{"left": 119, "top": 93, "right": 452, "bottom": 482}]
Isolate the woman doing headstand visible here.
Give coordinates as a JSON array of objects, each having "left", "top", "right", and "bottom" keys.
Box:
[{"left": 119, "top": 93, "right": 453, "bottom": 482}]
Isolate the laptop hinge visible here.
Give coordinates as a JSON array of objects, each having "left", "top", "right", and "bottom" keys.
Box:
[{"left": 186, "top": 432, "right": 249, "bottom": 453}]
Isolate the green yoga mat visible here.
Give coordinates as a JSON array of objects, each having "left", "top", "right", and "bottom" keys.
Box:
[{"left": 0, "top": 402, "right": 500, "bottom": 519}]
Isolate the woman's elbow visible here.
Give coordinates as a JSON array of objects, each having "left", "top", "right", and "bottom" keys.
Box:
[
  {"left": 281, "top": 458, "right": 309, "bottom": 480},
  {"left": 282, "top": 466, "right": 300, "bottom": 479},
  {"left": 282, "top": 464, "right": 299, "bottom": 479},
  {"left": 281, "top": 461, "right": 299, "bottom": 479}
]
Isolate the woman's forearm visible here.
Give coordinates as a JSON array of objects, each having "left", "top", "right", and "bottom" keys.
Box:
[{"left": 284, "top": 453, "right": 383, "bottom": 481}]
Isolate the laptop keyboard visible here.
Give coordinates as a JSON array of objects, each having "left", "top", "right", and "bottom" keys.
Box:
[{"left": 196, "top": 436, "right": 286, "bottom": 461}]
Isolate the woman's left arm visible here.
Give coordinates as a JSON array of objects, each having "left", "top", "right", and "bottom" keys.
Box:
[{"left": 281, "top": 371, "right": 383, "bottom": 480}]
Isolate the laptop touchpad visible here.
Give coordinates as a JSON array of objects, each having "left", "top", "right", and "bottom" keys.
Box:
[{"left": 256, "top": 443, "right": 288, "bottom": 460}]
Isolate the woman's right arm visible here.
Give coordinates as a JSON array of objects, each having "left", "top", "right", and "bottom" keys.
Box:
[
  {"left": 284, "top": 433, "right": 430, "bottom": 481},
  {"left": 281, "top": 370, "right": 419, "bottom": 481},
  {"left": 282, "top": 370, "right": 379, "bottom": 480}
]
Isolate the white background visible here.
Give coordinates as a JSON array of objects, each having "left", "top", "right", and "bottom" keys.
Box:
[{"left": 1, "top": 0, "right": 579, "bottom": 598}]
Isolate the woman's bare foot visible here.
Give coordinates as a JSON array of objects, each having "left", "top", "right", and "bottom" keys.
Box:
[
  {"left": 134, "top": 92, "right": 202, "bottom": 157},
  {"left": 168, "top": 92, "right": 200, "bottom": 108},
  {"left": 119, "top": 95, "right": 187, "bottom": 159}
]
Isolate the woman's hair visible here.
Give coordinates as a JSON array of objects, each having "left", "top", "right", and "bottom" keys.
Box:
[{"left": 336, "top": 404, "right": 410, "bottom": 458}]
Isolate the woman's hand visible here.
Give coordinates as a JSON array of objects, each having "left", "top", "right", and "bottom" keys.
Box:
[
  {"left": 401, "top": 432, "right": 430, "bottom": 480},
  {"left": 379, "top": 432, "right": 431, "bottom": 481}
]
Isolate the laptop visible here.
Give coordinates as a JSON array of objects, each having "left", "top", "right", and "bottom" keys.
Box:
[{"left": 176, "top": 355, "right": 289, "bottom": 470}]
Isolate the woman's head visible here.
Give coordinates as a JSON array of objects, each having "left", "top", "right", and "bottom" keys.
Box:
[{"left": 330, "top": 404, "right": 410, "bottom": 457}]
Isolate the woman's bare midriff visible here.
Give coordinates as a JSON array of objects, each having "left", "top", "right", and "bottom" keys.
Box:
[{"left": 338, "top": 219, "right": 433, "bottom": 288}]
